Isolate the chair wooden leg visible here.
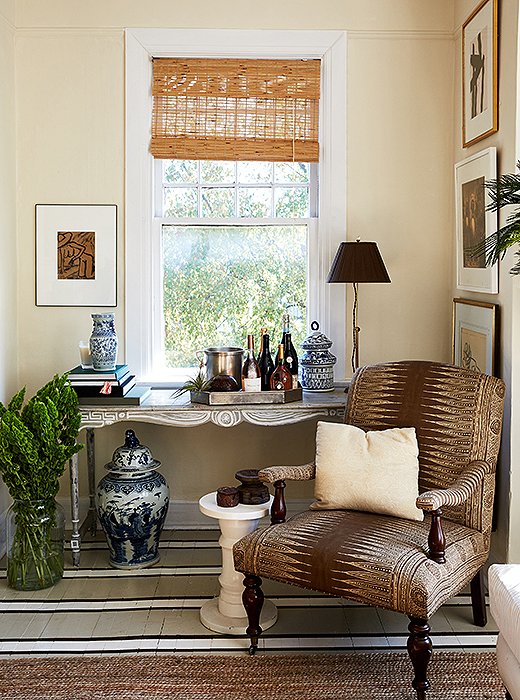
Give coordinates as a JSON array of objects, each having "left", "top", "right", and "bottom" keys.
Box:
[
  {"left": 470, "top": 570, "right": 487, "bottom": 627},
  {"left": 242, "top": 573, "right": 264, "bottom": 655},
  {"left": 407, "top": 617, "right": 432, "bottom": 700}
]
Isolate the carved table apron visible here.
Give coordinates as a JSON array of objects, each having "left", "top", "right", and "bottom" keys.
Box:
[{"left": 68, "top": 388, "right": 346, "bottom": 565}]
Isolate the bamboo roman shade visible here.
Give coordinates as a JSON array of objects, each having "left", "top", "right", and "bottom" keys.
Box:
[{"left": 151, "top": 58, "right": 320, "bottom": 162}]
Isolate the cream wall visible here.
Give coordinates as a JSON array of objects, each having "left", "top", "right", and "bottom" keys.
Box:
[
  {"left": 15, "top": 0, "right": 454, "bottom": 32},
  {"left": 0, "top": 3, "right": 17, "bottom": 400},
  {"left": 453, "top": 0, "right": 519, "bottom": 563},
  {"left": 0, "top": 2, "right": 18, "bottom": 536},
  {"left": 10, "top": 2, "right": 457, "bottom": 517}
]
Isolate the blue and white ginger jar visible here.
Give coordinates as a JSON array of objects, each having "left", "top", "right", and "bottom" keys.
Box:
[
  {"left": 300, "top": 321, "right": 337, "bottom": 392},
  {"left": 96, "top": 430, "right": 169, "bottom": 569}
]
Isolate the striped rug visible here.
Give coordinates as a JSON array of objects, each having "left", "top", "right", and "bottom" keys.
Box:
[{"left": 0, "top": 530, "right": 498, "bottom": 655}]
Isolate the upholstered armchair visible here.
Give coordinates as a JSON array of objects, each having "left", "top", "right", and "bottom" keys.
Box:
[{"left": 233, "top": 361, "right": 505, "bottom": 700}]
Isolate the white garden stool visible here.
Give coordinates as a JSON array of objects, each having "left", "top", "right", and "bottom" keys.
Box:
[{"left": 198, "top": 491, "right": 278, "bottom": 635}]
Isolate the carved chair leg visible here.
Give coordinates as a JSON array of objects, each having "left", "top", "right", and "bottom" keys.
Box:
[
  {"left": 407, "top": 617, "right": 432, "bottom": 700},
  {"left": 470, "top": 569, "right": 487, "bottom": 627},
  {"left": 242, "top": 574, "right": 264, "bottom": 655}
]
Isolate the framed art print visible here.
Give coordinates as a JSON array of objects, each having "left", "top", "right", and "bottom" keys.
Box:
[
  {"left": 452, "top": 297, "right": 497, "bottom": 375},
  {"left": 462, "top": 0, "right": 498, "bottom": 147},
  {"left": 35, "top": 204, "right": 117, "bottom": 306},
  {"left": 455, "top": 147, "right": 498, "bottom": 294}
]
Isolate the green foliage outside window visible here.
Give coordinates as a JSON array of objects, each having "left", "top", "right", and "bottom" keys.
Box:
[
  {"left": 162, "top": 225, "right": 307, "bottom": 368},
  {"left": 160, "top": 160, "right": 311, "bottom": 369}
]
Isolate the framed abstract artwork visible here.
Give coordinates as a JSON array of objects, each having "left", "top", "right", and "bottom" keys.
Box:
[
  {"left": 455, "top": 147, "right": 498, "bottom": 294},
  {"left": 35, "top": 204, "right": 117, "bottom": 306},
  {"left": 462, "top": 0, "right": 498, "bottom": 147},
  {"left": 452, "top": 297, "right": 498, "bottom": 376}
]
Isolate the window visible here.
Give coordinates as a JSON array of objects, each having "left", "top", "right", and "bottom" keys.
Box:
[
  {"left": 155, "top": 159, "right": 316, "bottom": 374},
  {"left": 126, "top": 29, "right": 347, "bottom": 383},
  {"left": 159, "top": 160, "right": 314, "bottom": 219}
]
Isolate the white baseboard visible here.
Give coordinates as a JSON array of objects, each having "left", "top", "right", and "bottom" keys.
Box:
[{"left": 58, "top": 497, "right": 313, "bottom": 531}]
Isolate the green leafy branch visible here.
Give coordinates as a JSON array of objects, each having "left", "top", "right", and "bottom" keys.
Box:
[{"left": 0, "top": 374, "right": 83, "bottom": 502}]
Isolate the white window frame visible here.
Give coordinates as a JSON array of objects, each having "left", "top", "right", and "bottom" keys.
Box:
[{"left": 125, "top": 28, "right": 347, "bottom": 383}]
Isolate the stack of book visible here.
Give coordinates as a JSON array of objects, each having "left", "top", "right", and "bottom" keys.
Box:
[{"left": 67, "top": 365, "right": 151, "bottom": 405}]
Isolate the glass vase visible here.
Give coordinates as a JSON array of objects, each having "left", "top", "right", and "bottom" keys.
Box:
[{"left": 6, "top": 499, "right": 65, "bottom": 590}]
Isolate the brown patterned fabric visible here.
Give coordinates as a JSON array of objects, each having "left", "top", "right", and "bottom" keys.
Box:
[
  {"left": 233, "top": 509, "right": 486, "bottom": 618},
  {"left": 345, "top": 361, "right": 504, "bottom": 537},
  {"left": 417, "top": 460, "right": 491, "bottom": 511},
  {"left": 233, "top": 361, "right": 505, "bottom": 620},
  {"left": 259, "top": 463, "right": 316, "bottom": 483}
]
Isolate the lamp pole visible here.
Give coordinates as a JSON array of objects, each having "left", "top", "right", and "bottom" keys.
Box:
[{"left": 327, "top": 239, "right": 390, "bottom": 375}]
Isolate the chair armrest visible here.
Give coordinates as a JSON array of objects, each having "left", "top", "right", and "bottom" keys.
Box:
[
  {"left": 258, "top": 462, "right": 316, "bottom": 484},
  {"left": 258, "top": 463, "right": 315, "bottom": 525},
  {"left": 417, "top": 460, "right": 492, "bottom": 565},
  {"left": 416, "top": 460, "right": 491, "bottom": 512}
]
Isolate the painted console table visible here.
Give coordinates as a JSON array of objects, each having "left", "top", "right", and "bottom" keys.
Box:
[{"left": 68, "top": 388, "right": 346, "bottom": 565}]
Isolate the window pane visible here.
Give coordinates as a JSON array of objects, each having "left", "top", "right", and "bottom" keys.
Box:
[
  {"left": 164, "top": 160, "right": 198, "bottom": 184},
  {"left": 237, "top": 161, "right": 272, "bottom": 183},
  {"left": 238, "top": 188, "right": 271, "bottom": 217},
  {"left": 201, "top": 188, "right": 235, "bottom": 217},
  {"left": 162, "top": 225, "right": 307, "bottom": 368},
  {"left": 274, "top": 162, "right": 310, "bottom": 183},
  {"left": 164, "top": 187, "right": 198, "bottom": 217},
  {"left": 275, "top": 187, "right": 309, "bottom": 218},
  {"left": 201, "top": 161, "right": 235, "bottom": 183}
]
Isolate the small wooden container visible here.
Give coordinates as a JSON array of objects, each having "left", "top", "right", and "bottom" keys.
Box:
[
  {"left": 234, "top": 469, "right": 270, "bottom": 505},
  {"left": 216, "top": 486, "right": 240, "bottom": 508}
]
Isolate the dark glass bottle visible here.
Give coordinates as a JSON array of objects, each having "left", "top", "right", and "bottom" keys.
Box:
[
  {"left": 270, "top": 343, "right": 292, "bottom": 391},
  {"left": 258, "top": 332, "right": 274, "bottom": 391},
  {"left": 281, "top": 313, "right": 299, "bottom": 389},
  {"left": 241, "top": 334, "right": 261, "bottom": 392},
  {"left": 257, "top": 327, "right": 267, "bottom": 362}
]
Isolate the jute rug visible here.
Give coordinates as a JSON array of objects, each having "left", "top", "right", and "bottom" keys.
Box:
[{"left": 0, "top": 651, "right": 505, "bottom": 699}]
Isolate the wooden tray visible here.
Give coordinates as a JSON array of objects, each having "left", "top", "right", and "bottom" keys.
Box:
[{"left": 190, "top": 387, "right": 302, "bottom": 405}]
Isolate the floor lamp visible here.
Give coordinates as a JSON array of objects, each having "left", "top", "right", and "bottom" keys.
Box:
[{"left": 327, "top": 239, "right": 391, "bottom": 373}]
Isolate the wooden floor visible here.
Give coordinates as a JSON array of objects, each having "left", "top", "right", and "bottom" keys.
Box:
[{"left": 0, "top": 529, "right": 498, "bottom": 656}]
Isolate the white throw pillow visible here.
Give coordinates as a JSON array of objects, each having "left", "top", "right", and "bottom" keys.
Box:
[{"left": 311, "top": 422, "right": 423, "bottom": 521}]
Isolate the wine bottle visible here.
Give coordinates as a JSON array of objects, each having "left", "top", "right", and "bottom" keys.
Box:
[
  {"left": 258, "top": 332, "right": 274, "bottom": 391},
  {"left": 242, "top": 334, "right": 261, "bottom": 392},
  {"left": 270, "top": 343, "right": 292, "bottom": 391},
  {"left": 281, "top": 313, "right": 299, "bottom": 389},
  {"left": 257, "top": 327, "right": 267, "bottom": 362}
]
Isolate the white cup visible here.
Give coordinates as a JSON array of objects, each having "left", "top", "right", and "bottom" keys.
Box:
[{"left": 79, "top": 341, "right": 93, "bottom": 369}]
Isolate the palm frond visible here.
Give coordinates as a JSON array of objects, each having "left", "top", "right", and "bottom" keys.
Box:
[
  {"left": 485, "top": 163, "right": 520, "bottom": 211},
  {"left": 510, "top": 250, "right": 520, "bottom": 276},
  {"left": 467, "top": 219, "right": 520, "bottom": 271},
  {"left": 468, "top": 162, "right": 520, "bottom": 274}
]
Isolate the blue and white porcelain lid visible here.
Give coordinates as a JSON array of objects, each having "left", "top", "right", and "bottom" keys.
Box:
[
  {"left": 300, "top": 321, "right": 333, "bottom": 351},
  {"left": 105, "top": 429, "right": 161, "bottom": 473}
]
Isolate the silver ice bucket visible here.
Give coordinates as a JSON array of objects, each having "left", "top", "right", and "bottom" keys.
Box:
[{"left": 198, "top": 347, "right": 244, "bottom": 388}]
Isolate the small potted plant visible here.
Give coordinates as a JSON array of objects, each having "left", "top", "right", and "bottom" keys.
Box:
[{"left": 0, "top": 373, "right": 83, "bottom": 590}]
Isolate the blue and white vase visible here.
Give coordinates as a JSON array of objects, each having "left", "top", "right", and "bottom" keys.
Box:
[
  {"left": 96, "top": 430, "right": 170, "bottom": 569},
  {"left": 89, "top": 313, "right": 118, "bottom": 371}
]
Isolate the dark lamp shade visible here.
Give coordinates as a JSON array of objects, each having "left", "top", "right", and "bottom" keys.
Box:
[{"left": 327, "top": 241, "right": 391, "bottom": 284}]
